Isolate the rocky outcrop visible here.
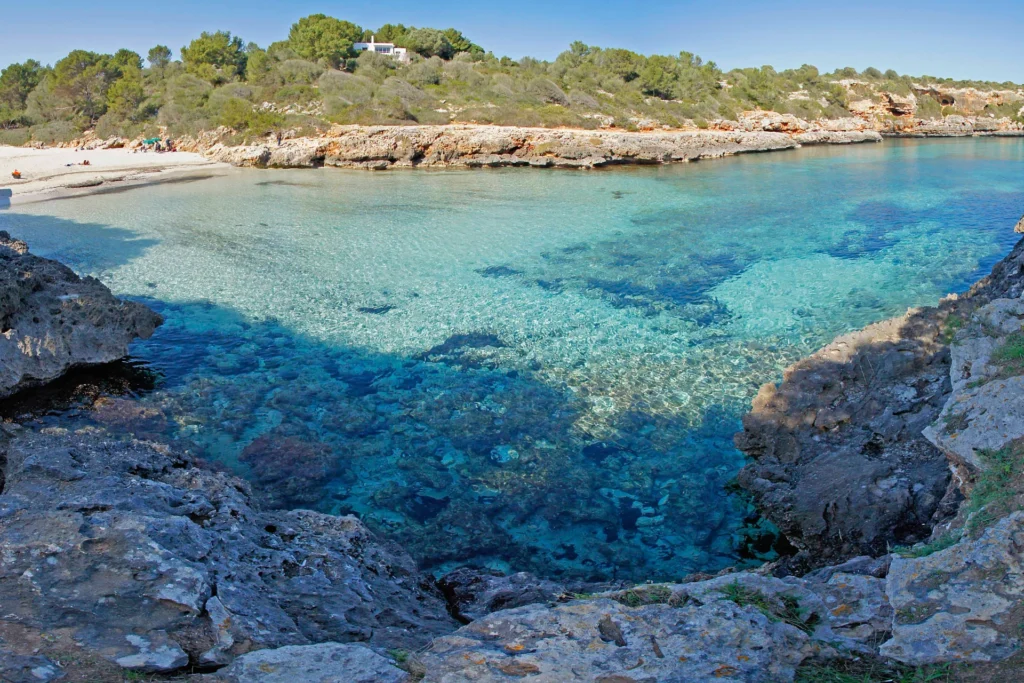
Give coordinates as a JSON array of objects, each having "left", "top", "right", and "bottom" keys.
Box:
[
  {"left": 924, "top": 297, "right": 1024, "bottom": 474},
  {"left": 0, "top": 231, "right": 162, "bottom": 398},
  {"left": 200, "top": 124, "right": 881, "bottom": 170},
  {"left": 0, "top": 427, "right": 455, "bottom": 678},
  {"left": 882, "top": 512, "right": 1024, "bottom": 665},
  {"left": 438, "top": 568, "right": 621, "bottom": 623},
  {"left": 735, "top": 306, "right": 955, "bottom": 569},
  {"left": 737, "top": 234, "right": 1024, "bottom": 570}
]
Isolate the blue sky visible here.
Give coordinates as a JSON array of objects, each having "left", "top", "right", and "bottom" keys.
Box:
[{"left": 3, "top": 1, "right": 1023, "bottom": 82}]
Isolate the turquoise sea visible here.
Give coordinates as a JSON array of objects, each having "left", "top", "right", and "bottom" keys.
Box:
[{"left": 3, "top": 137, "right": 1023, "bottom": 581}]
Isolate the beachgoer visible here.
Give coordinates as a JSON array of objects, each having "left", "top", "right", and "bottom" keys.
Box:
[
  {"left": 11, "top": 170, "right": 21, "bottom": 179},
  {"left": 81, "top": 160, "right": 90, "bottom": 166}
]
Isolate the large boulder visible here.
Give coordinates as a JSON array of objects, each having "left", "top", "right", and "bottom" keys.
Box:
[
  {"left": 0, "top": 428, "right": 456, "bottom": 678},
  {"left": 924, "top": 297, "right": 1024, "bottom": 474},
  {"left": 0, "top": 231, "right": 162, "bottom": 399}
]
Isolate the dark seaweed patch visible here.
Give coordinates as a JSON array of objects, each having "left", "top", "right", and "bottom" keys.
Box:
[
  {"left": 419, "top": 333, "right": 506, "bottom": 359},
  {"left": 475, "top": 265, "right": 523, "bottom": 278},
  {"left": 357, "top": 305, "right": 395, "bottom": 315},
  {"left": 406, "top": 493, "right": 451, "bottom": 522}
]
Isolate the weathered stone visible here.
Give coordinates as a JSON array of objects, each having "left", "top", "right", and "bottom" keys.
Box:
[
  {"left": 437, "top": 567, "right": 620, "bottom": 622},
  {"left": 419, "top": 572, "right": 851, "bottom": 682},
  {"left": 0, "top": 231, "right": 162, "bottom": 398},
  {"left": 208, "top": 642, "right": 408, "bottom": 683},
  {"left": 114, "top": 632, "right": 189, "bottom": 673},
  {"left": 881, "top": 512, "right": 1024, "bottom": 665},
  {"left": 0, "top": 429, "right": 456, "bottom": 675},
  {"left": 924, "top": 297, "right": 1024, "bottom": 472}
]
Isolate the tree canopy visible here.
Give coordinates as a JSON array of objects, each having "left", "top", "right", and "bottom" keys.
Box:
[
  {"left": 181, "top": 31, "right": 247, "bottom": 83},
  {"left": 287, "top": 14, "right": 363, "bottom": 68}
]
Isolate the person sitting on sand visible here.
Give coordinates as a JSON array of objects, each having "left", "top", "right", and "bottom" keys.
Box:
[
  {"left": 81, "top": 160, "right": 90, "bottom": 166},
  {"left": 11, "top": 170, "right": 21, "bottom": 179}
]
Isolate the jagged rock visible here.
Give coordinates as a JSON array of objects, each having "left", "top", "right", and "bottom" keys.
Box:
[
  {"left": 418, "top": 572, "right": 853, "bottom": 682},
  {"left": 913, "top": 116, "right": 975, "bottom": 136},
  {"left": 0, "top": 428, "right": 456, "bottom": 676},
  {"left": 207, "top": 642, "right": 408, "bottom": 683},
  {"left": 881, "top": 512, "right": 1024, "bottom": 665},
  {"left": 925, "top": 297, "right": 1024, "bottom": 472},
  {"left": 0, "top": 231, "right": 162, "bottom": 398},
  {"left": 796, "top": 561, "right": 893, "bottom": 645},
  {"left": 735, "top": 307, "right": 954, "bottom": 568},
  {"left": 437, "top": 568, "right": 620, "bottom": 622}
]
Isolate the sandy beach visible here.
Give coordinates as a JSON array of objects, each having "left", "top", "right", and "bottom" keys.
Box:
[{"left": 0, "top": 145, "right": 228, "bottom": 206}]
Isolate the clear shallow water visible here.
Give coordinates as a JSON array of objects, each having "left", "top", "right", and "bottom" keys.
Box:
[{"left": 3, "top": 138, "right": 1023, "bottom": 581}]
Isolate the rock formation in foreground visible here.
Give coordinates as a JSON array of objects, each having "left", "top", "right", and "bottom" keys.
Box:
[
  {"left": 0, "top": 428, "right": 456, "bottom": 681},
  {"left": 0, "top": 231, "right": 162, "bottom": 398}
]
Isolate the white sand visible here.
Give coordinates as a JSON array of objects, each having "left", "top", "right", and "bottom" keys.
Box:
[{"left": 0, "top": 145, "right": 229, "bottom": 205}]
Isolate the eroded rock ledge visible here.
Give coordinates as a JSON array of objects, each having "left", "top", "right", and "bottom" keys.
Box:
[{"left": 195, "top": 124, "right": 881, "bottom": 170}]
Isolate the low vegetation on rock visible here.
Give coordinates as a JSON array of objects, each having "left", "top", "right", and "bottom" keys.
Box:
[{"left": 2, "top": 14, "right": 1023, "bottom": 146}]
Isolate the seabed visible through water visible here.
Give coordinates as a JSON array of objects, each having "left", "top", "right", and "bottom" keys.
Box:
[{"left": 3, "top": 137, "right": 1023, "bottom": 581}]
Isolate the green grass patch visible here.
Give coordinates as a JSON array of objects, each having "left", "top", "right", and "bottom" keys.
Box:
[
  {"left": 612, "top": 584, "right": 675, "bottom": 607},
  {"left": 795, "top": 659, "right": 951, "bottom": 683},
  {"left": 965, "top": 441, "right": 1024, "bottom": 536},
  {"left": 943, "top": 410, "right": 970, "bottom": 434},
  {"left": 989, "top": 332, "right": 1024, "bottom": 379},
  {"left": 719, "top": 582, "right": 818, "bottom": 634},
  {"left": 939, "top": 313, "right": 966, "bottom": 344},
  {"left": 893, "top": 532, "right": 961, "bottom": 558}
]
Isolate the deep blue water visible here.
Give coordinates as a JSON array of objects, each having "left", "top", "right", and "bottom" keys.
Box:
[{"left": 3, "top": 137, "right": 1023, "bottom": 581}]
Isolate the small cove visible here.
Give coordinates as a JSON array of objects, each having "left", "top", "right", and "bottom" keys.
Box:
[{"left": 3, "top": 137, "right": 1023, "bottom": 581}]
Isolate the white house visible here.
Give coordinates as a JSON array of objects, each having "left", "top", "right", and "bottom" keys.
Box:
[{"left": 353, "top": 37, "right": 410, "bottom": 63}]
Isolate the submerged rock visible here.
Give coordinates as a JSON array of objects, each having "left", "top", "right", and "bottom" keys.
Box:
[
  {"left": 0, "top": 428, "right": 455, "bottom": 675},
  {"left": 0, "top": 231, "right": 162, "bottom": 399}
]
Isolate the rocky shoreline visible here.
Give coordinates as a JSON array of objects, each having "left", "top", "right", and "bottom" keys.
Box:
[
  {"left": 179, "top": 114, "right": 1021, "bottom": 171},
  {"left": 1, "top": 215, "right": 1023, "bottom": 680},
  {"left": 191, "top": 123, "right": 883, "bottom": 171}
]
